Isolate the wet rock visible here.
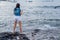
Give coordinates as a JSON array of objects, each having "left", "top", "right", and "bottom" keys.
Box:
[
  {"left": 49, "top": 36, "right": 55, "bottom": 40},
  {"left": 0, "top": 32, "right": 30, "bottom": 40},
  {"left": 28, "top": 1, "right": 33, "bottom": 2},
  {"left": 34, "top": 29, "right": 40, "bottom": 33},
  {"left": 31, "top": 32, "right": 36, "bottom": 37}
]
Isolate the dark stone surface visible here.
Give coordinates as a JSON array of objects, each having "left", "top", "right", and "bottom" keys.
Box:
[
  {"left": 34, "top": 29, "right": 40, "bottom": 33},
  {"left": 54, "top": 6, "right": 60, "bottom": 9},
  {"left": 28, "top": 1, "right": 33, "bottom": 2},
  {"left": 0, "top": 32, "right": 30, "bottom": 40}
]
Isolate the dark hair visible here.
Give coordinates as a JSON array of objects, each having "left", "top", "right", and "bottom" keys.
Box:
[{"left": 16, "top": 3, "right": 20, "bottom": 8}]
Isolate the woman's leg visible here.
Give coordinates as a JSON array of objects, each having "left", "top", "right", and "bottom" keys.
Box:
[
  {"left": 13, "top": 20, "right": 17, "bottom": 33},
  {"left": 19, "top": 21, "right": 22, "bottom": 33}
]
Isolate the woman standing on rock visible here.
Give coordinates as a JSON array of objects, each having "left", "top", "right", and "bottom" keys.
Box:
[{"left": 13, "top": 3, "right": 23, "bottom": 33}]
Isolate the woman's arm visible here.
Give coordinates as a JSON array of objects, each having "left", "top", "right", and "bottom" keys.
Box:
[{"left": 20, "top": 10, "right": 23, "bottom": 16}]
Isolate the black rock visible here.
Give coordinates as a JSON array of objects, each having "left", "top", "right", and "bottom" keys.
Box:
[
  {"left": 28, "top": 0, "right": 33, "bottom": 2},
  {"left": 54, "top": 6, "right": 60, "bottom": 9},
  {"left": 49, "top": 36, "right": 55, "bottom": 39},
  {"left": 0, "top": 32, "right": 30, "bottom": 40},
  {"left": 34, "top": 29, "right": 40, "bottom": 33}
]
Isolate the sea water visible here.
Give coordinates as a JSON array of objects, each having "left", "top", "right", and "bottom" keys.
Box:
[{"left": 0, "top": 0, "right": 60, "bottom": 40}]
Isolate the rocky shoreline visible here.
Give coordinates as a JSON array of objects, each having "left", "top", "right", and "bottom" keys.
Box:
[{"left": 0, "top": 32, "right": 30, "bottom": 40}]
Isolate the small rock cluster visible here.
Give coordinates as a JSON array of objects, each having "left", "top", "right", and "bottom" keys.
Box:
[{"left": 31, "top": 29, "right": 60, "bottom": 40}]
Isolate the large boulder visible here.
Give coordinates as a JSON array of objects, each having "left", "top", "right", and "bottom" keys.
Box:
[{"left": 0, "top": 32, "right": 30, "bottom": 40}]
